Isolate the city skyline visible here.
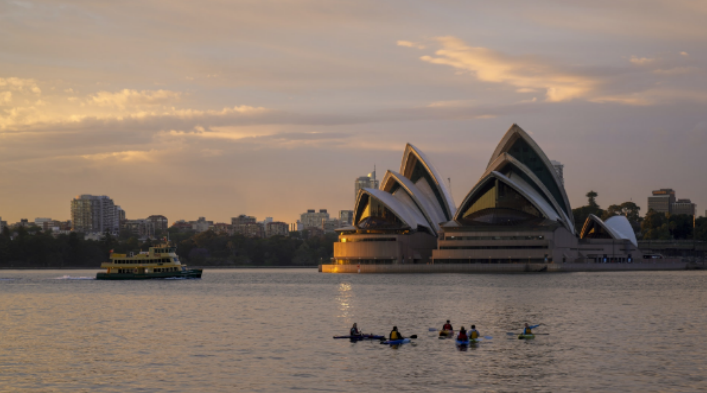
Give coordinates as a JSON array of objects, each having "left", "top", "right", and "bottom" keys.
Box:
[{"left": 1, "top": 1, "right": 706, "bottom": 224}]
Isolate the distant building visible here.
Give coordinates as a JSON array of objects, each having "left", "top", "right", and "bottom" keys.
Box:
[
  {"left": 234, "top": 222, "right": 264, "bottom": 237},
  {"left": 290, "top": 220, "right": 302, "bottom": 232},
  {"left": 339, "top": 210, "right": 354, "bottom": 225},
  {"left": 117, "top": 206, "right": 126, "bottom": 229},
  {"left": 354, "top": 167, "right": 379, "bottom": 202},
  {"left": 550, "top": 160, "right": 564, "bottom": 185},
  {"left": 232, "top": 215, "right": 262, "bottom": 237},
  {"left": 34, "top": 218, "right": 68, "bottom": 232},
  {"left": 0, "top": 217, "right": 7, "bottom": 231},
  {"left": 232, "top": 215, "right": 257, "bottom": 225},
  {"left": 265, "top": 221, "right": 289, "bottom": 237},
  {"left": 672, "top": 199, "right": 696, "bottom": 216},
  {"left": 261, "top": 217, "right": 273, "bottom": 226},
  {"left": 171, "top": 220, "right": 193, "bottom": 231},
  {"left": 71, "top": 195, "right": 120, "bottom": 234},
  {"left": 125, "top": 219, "right": 155, "bottom": 239},
  {"left": 212, "top": 223, "right": 231, "bottom": 235},
  {"left": 647, "top": 189, "right": 676, "bottom": 214},
  {"left": 322, "top": 219, "right": 343, "bottom": 233},
  {"left": 301, "top": 209, "right": 330, "bottom": 229},
  {"left": 147, "top": 215, "right": 169, "bottom": 233},
  {"left": 190, "top": 217, "right": 213, "bottom": 233},
  {"left": 647, "top": 189, "right": 696, "bottom": 216}
]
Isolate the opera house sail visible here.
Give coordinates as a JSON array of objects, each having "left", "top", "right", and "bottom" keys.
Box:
[
  {"left": 333, "top": 144, "right": 455, "bottom": 265},
  {"left": 328, "top": 124, "right": 643, "bottom": 271}
]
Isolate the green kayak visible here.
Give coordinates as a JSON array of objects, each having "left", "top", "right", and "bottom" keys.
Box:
[{"left": 518, "top": 334, "right": 535, "bottom": 340}]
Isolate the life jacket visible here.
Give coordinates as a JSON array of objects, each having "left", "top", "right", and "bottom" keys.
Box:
[
  {"left": 458, "top": 332, "right": 468, "bottom": 340},
  {"left": 524, "top": 327, "right": 532, "bottom": 335},
  {"left": 443, "top": 323, "right": 452, "bottom": 331},
  {"left": 350, "top": 327, "right": 360, "bottom": 336},
  {"left": 390, "top": 330, "right": 401, "bottom": 340},
  {"left": 470, "top": 330, "right": 479, "bottom": 339}
]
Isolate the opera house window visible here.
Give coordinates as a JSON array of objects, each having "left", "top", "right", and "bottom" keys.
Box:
[
  {"left": 356, "top": 195, "right": 404, "bottom": 229},
  {"left": 460, "top": 179, "right": 542, "bottom": 225}
]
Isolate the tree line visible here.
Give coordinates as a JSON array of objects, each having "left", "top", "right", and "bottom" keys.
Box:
[
  {"left": 0, "top": 225, "right": 337, "bottom": 268},
  {"left": 572, "top": 191, "right": 707, "bottom": 241}
]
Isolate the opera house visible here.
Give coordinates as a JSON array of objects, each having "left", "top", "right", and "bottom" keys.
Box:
[{"left": 329, "top": 124, "right": 641, "bottom": 271}]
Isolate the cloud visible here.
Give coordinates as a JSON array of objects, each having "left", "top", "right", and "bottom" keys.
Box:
[
  {"left": 414, "top": 36, "right": 596, "bottom": 102},
  {"left": 396, "top": 40, "right": 425, "bottom": 49},
  {"left": 0, "top": 77, "right": 41, "bottom": 95},
  {"left": 88, "top": 89, "right": 182, "bottom": 109},
  {"left": 630, "top": 56, "right": 654, "bottom": 65}
]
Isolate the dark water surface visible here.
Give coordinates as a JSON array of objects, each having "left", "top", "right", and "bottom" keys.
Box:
[{"left": 1, "top": 269, "right": 706, "bottom": 392}]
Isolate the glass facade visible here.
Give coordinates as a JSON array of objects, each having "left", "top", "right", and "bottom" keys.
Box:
[
  {"left": 459, "top": 179, "right": 542, "bottom": 225},
  {"left": 506, "top": 137, "right": 568, "bottom": 214},
  {"left": 582, "top": 222, "right": 613, "bottom": 240}
]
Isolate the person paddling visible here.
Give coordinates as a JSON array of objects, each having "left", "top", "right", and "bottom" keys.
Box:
[
  {"left": 389, "top": 326, "right": 405, "bottom": 341},
  {"left": 457, "top": 326, "right": 468, "bottom": 341},
  {"left": 469, "top": 325, "right": 480, "bottom": 340},
  {"left": 442, "top": 320, "right": 453, "bottom": 331},
  {"left": 523, "top": 323, "right": 542, "bottom": 335},
  {"left": 350, "top": 323, "right": 361, "bottom": 337}
]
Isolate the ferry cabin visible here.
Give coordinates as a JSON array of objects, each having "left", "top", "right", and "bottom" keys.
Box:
[{"left": 101, "top": 246, "right": 184, "bottom": 275}]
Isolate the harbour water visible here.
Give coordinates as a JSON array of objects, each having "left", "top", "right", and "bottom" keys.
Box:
[{"left": 1, "top": 269, "right": 706, "bottom": 392}]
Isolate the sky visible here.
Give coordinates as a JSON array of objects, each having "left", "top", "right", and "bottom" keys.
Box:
[{"left": 1, "top": 0, "right": 706, "bottom": 224}]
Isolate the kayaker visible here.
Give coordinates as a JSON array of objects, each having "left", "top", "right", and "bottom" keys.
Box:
[
  {"left": 389, "top": 326, "right": 405, "bottom": 341},
  {"left": 442, "top": 320, "right": 453, "bottom": 331},
  {"left": 469, "top": 325, "right": 480, "bottom": 340},
  {"left": 457, "top": 326, "right": 468, "bottom": 341},
  {"left": 350, "top": 323, "right": 361, "bottom": 337},
  {"left": 523, "top": 323, "right": 542, "bottom": 335}
]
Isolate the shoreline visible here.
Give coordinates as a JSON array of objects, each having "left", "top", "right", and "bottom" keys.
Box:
[
  {"left": 0, "top": 266, "right": 319, "bottom": 270},
  {"left": 320, "top": 262, "right": 704, "bottom": 273}
]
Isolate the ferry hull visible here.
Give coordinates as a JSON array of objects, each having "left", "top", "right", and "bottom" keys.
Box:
[{"left": 96, "top": 269, "right": 202, "bottom": 280}]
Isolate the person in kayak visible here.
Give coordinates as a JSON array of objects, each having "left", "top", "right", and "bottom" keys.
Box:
[
  {"left": 389, "top": 326, "right": 405, "bottom": 341},
  {"left": 457, "top": 326, "right": 468, "bottom": 341},
  {"left": 523, "top": 323, "right": 542, "bottom": 335},
  {"left": 350, "top": 323, "right": 361, "bottom": 337},
  {"left": 469, "top": 325, "right": 480, "bottom": 340},
  {"left": 442, "top": 320, "right": 453, "bottom": 331}
]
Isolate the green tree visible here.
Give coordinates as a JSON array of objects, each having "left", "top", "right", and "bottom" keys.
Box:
[{"left": 572, "top": 191, "right": 605, "bottom": 233}]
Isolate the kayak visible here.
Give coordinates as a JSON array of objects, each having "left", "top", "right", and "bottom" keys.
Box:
[
  {"left": 518, "top": 334, "right": 535, "bottom": 340},
  {"left": 381, "top": 338, "right": 411, "bottom": 345},
  {"left": 456, "top": 337, "right": 481, "bottom": 345},
  {"left": 333, "top": 335, "right": 384, "bottom": 340},
  {"left": 439, "top": 330, "right": 454, "bottom": 338}
]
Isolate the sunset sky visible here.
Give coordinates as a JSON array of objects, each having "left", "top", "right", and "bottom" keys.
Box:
[{"left": 1, "top": 0, "right": 706, "bottom": 224}]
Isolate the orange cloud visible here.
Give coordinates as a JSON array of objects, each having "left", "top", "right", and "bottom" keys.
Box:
[{"left": 413, "top": 36, "right": 595, "bottom": 102}]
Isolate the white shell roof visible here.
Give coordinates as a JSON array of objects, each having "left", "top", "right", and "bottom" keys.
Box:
[
  {"left": 400, "top": 143, "right": 457, "bottom": 220},
  {"left": 381, "top": 170, "right": 446, "bottom": 234},
  {"left": 604, "top": 215, "right": 638, "bottom": 247},
  {"left": 454, "top": 171, "right": 561, "bottom": 223},
  {"left": 482, "top": 153, "right": 575, "bottom": 233},
  {"left": 486, "top": 124, "right": 573, "bottom": 223},
  {"left": 581, "top": 214, "right": 638, "bottom": 247},
  {"left": 354, "top": 188, "right": 430, "bottom": 231}
]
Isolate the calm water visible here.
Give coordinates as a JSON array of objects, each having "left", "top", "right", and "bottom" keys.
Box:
[{"left": 1, "top": 269, "right": 706, "bottom": 392}]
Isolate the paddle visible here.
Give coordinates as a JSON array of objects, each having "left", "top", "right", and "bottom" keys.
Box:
[{"left": 507, "top": 332, "right": 549, "bottom": 336}]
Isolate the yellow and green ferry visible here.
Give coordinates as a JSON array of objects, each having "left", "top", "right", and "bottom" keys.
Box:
[{"left": 96, "top": 244, "right": 202, "bottom": 280}]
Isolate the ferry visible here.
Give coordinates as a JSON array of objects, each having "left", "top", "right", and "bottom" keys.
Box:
[{"left": 96, "top": 244, "right": 202, "bottom": 280}]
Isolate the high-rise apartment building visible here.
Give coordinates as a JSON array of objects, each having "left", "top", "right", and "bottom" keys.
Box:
[
  {"left": 647, "top": 189, "right": 696, "bottom": 216},
  {"left": 301, "top": 209, "right": 330, "bottom": 229},
  {"left": 672, "top": 199, "right": 696, "bottom": 216},
  {"left": 147, "top": 215, "right": 169, "bottom": 233},
  {"left": 647, "top": 189, "right": 676, "bottom": 214},
  {"left": 339, "top": 210, "right": 354, "bottom": 225},
  {"left": 70, "top": 195, "right": 120, "bottom": 234},
  {"left": 550, "top": 160, "right": 564, "bottom": 185},
  {"left": 354, "top": 167, "right": 379, "bottom": 201},
  {"left": 265, "top": 222, "right": 289, "bottom": 237}
]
